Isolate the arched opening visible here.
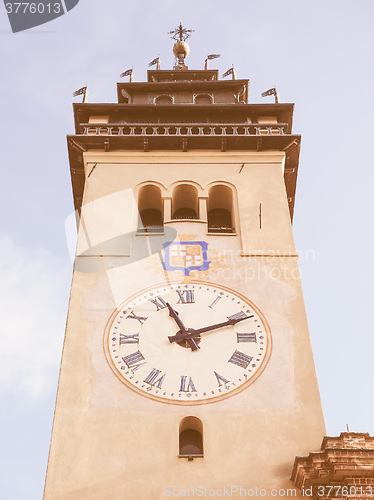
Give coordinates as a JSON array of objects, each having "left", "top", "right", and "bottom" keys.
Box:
[
  {"left": 194, "top": 94, "right": 213, "bottom": 105},
  {"left": 172, "top": 184, "right": 199, "bottom": 220},
  {"left": 138, "top": 185, "right": 163, "bottom": 233},
  {"left": 207, "top": 185, "right": 234, "bottom": 233},
  {"left": 155, "top": 95, "right": 173, "bottom": 105},
  {"left": 179, "top": 417, "right": 203, "bottom": 460}
]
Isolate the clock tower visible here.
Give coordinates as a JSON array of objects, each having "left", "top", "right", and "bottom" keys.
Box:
[{"left": 44, "top": 25, "right": 325, "bottom": 499}]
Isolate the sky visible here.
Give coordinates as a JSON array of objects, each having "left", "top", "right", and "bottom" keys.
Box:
[{"left": 1, "top": 0, "right": 374, "bottom": 498}]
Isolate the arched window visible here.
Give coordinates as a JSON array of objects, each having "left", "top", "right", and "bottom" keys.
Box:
[
  {"left": 172, "top": 184, "right": 199, "bottom": 220},
  {"left": 138, "top": 185, "right": 163, "bottom": 233},
  {"left": 207, "top": 185, "right": 234, "bottom": 233},
  {"left": 194, "top": 94, "right": 213, "bottom": 105},
  {"left": 179, "top": 417, "right": 203, "bottom": 460},
  {"left": 155, "top": 95, "right": 173, "bottom": 105}
]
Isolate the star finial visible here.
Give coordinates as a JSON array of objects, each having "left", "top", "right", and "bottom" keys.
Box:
[{"left": 168, "top": 22, "right": 194, "bottom": 42}]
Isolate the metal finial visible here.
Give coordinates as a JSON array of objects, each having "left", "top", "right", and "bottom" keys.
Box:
[
  {"left": 73, "top": 86, "right": 88, "bottom": 103},
  {"left": 222, "top": 66, "right": 236, "bottom": 80},
  {"left": 205, "top": 54, "right": 220, "bottom": 70},
  {"left": 120, "top": 68, "right": 134, "bottom": 82},
  {"left": 261, "top": 86, "right": 279, "bottom": 104},
  {"left": 168, "top": 22, "right": 194, "bottom": 42},
  {"left": 149, "top": 56, "right": 161, "bottom": 70}
]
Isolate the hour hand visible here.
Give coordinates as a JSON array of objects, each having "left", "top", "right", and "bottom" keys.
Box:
[
  {"left": 166, "top": 303, "right": 188, "bottom": 332},
  {"left": 168, "top": 328, "right": 200, "bottom": 351}
]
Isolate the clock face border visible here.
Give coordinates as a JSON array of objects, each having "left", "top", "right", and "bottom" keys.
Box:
[{"left": 103, "top": 280, "right": 272, "bottom": 406}]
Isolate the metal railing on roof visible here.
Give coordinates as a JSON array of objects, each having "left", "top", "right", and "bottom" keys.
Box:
[{"left": 81, "top": 123, "right": 287, "bottom": 137}]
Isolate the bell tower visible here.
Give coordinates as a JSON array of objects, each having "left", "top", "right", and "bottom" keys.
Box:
[{"left": 44, "top": 25, "right": 325, "bottom": 499}]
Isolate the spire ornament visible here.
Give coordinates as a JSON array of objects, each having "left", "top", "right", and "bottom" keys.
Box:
[
  {"left": 167, "top": 22, "right": 194, "bottom": 42},
  {"left": 168, "top": 22, "right": 194, "bottom": 69}
]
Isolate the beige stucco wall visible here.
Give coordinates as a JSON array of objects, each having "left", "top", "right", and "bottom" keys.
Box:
[
  {"left": 78, "top": 151, "right": 294, "bottom": 257},
  {"left": 44, "top": 151, "right": 324, "bottom": 499}
]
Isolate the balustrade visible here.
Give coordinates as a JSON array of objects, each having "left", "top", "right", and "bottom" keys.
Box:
[{"left": 81, "top": 123, "right": 286, "bottom": 137}]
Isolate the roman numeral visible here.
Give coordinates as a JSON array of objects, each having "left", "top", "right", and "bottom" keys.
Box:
[
  {"left": 176, "top": 290, "right": 195, "bottom": 304},
  {"left": 227, "top": 311, "right": 248, "bottom": 321},
  {"left": 122, "top": 350, "right": 146, "bottom": 371},
  {"left": 149, "top": 296, "right": 167, "bottom": 311},
  {"left": 237, "top": 333, "right": 257, "bottom": 343},
  {"left": 209, "top": 296, "right": 222, "bottom": 309},
  {"left": 126, "top": 310, "right": 148, "bottom": 324},
  {"left": 119, "top": 333, "right": 139, "bottom": 344},
  {"left": 143, "top": 369, "right": 165, "bottom": 389},
  {"left": 214, "top": 371, "right": 230, "bottom": 387},
  {"left": 179, "top": 376, "right": 197, "bottom": 392},
  {"left": 228, "top": 350, "right": 253, "bottom": 369}
]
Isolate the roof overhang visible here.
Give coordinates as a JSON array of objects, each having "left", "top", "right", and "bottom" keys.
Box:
[{"left": 67, "top": 132, "right": 300, "bottom": 221}]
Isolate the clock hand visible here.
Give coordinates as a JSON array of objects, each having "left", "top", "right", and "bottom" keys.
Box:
[
  {"left": 168, "top": 315, "right": 252, "bottom": 344},
  {"left": 192, "top": 316, "right": 252, "bottom": 335},
  {"left": 166, "top": 302, "right": 188, "bottom": 332},
  {"left": 166, "top": 303, "right": 200, "bottom": 351}
]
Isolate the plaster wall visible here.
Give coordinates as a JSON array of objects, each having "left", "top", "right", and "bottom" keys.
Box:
[
  {"left": 77, "top": 151, "right": 294, "bottom": 258},
  {"left": 44, "top": 151, "right": 324, "bottom": 500}
]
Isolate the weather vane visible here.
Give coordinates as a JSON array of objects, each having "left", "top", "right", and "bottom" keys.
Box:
[{"left": 168, "top": 22, "right": 194, "bottom": 42}]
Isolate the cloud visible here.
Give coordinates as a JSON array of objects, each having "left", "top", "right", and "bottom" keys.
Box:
[{"left": 0, "top": 237, "right": 71, "bottom": 403}]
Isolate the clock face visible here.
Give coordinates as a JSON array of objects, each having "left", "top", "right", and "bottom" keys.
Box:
[{"left": 104, "top": 281, "right": 271, "bottom": 405}]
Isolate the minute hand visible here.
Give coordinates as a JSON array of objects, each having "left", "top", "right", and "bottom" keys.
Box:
[
  {"left": 193, "top": 315, "right": 252, "bottom": 335},
  {"left": 168, "top": 315, "right": 252, "bottom": 343}
]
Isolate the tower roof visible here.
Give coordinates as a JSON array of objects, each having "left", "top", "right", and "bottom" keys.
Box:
[{"left": 69, "top": 27, "right": 300, "bottom": 220}]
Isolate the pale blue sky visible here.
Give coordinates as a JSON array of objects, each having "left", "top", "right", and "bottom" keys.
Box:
[{"left": 1, "top": 1, "right": 374, "bottom": 498}]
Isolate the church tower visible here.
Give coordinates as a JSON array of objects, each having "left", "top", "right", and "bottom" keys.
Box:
[{"left": 44, "top": 25, "right": 325, "bottom": 499}]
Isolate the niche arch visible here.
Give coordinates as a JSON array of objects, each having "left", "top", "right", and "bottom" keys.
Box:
[
  {"left": 206, "top": 183, "right": 235, "bottom": 233},
  {"left": 179, "top": 416, "right": 204, "bottom": 460},
  {"left": 137, "top": 183, "right": 164, "bottom": 232}
]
